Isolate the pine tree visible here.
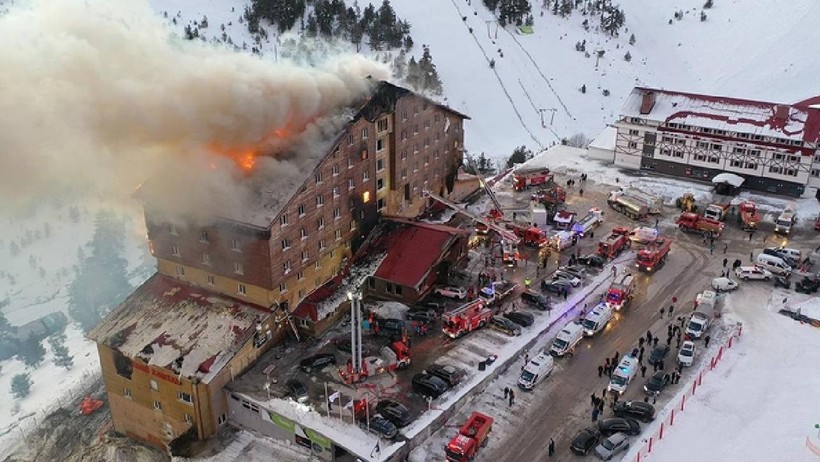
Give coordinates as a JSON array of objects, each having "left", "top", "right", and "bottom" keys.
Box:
[
  {"left": 624, "top": 51, "right": 632, "bottom": 62},
  {"left": 49, "top": 333, "right": 74, "bottom": 370},
  {"left": 393, "top": 49, "right": 408, "bottom": 78},
  {"left": 305, "top": 14, "right": 318, "bottom": 36},
  {"left": 703, "top": 0, "right": 713, "bottom": 8},
  {"left": 600, "top": 5, "right": 625, "bottom": 36},
  {"left": 18, "top": 334, "right": 46, "bottom": 367},
  {"left": 418, "top": 45, "right": 443, "bottom": 95},
  {"left": 559, "top": 0, "right": 573, "bottom": 17},
  {"left": 629, "top": 33, "right": 636, "bottom": 45},
  {"left": 11, "top": 374, "right": 31, "bottom": 399},
  {"left": 507, "top": 146, "right": 531, "bottom": 168}
]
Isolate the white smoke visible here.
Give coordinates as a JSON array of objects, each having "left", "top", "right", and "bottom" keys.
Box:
[{"left": 0, "top": 0, "right": 391, "bottom": 219}]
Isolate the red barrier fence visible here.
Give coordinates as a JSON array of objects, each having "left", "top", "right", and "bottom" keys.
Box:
[{"left": 629, "top": 322, "right": 743, "bottom": 462}]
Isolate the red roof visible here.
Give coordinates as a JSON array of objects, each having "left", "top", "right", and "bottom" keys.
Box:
[{"left": 373, "top": 219, "right": 468, "bottom": 288}]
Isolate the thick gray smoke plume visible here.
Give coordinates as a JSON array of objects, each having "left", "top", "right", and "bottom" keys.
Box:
[{"left": 0, "top": 0, "right": 391, "bottom": 219}]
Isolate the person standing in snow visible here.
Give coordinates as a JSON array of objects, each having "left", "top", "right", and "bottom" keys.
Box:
[
  {"left": 548, "top": 438, "right": 555, "bottom": 457},
  {"left": 592, "top": 407, "right": 599, "bottom": 421},
  {"left": 508, "top": 389, "right": 515, "bottom": 406},
  {"left": 704, "top": 335, "right": 711, "bottom": 348},
  {"left": 640, "top": 365, "right": 647, "bottom": 377}
]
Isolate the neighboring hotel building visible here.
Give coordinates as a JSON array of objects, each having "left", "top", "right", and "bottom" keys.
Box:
[
  {"left": 89, "top": 81, "right": 468, "bottom": 451},
  {"left": 611, "top": 87, "right": 820, "bottom": 197}
]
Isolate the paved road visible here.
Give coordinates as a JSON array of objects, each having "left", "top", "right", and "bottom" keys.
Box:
[{"left": 474, "top": 176, "right": 820, "bottom": 462}]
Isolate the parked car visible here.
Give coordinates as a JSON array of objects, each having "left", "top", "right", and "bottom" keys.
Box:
[
  {"left": 597, "top": 417, "right": 641, "bottom": 437},
  {"left": 711, "top": 277, "right": 738, "bottom": 292},
  {"left": 795, "top": 276, "right": 820, "bottom": 294},
  {"left": 425, "top": 364, "right": 464, "bottom": 388},
  {"left": 378, "top": 318, "right": 405, "bottom": 337},
  {"left": 613, "top": 401, "right": 656, "bottom": 422},
  {"left": 643, "top": 371, "right": 670, "bottom": 396},
  {"left": 570, "top": 427, "right": 602, "bottom": 455},
  {"left": 504, "top": 311, "right": 535, "bottom": 327},
  {"left": 489, "top": 315, "right": 522, "bottom": 336},
  {"left": 423, "top": 300, "right": 447, "bottom": 312},
  {"left": 647, "top": 344, "right": 670, "bottom": 366},
  {"left": 594, "top": 432, "right": 630, "bottom": 460},
  {"left": 552, "top": 270, "right": 581, "bottom": 287},
  {"left": 406, "top": 309, "right": 437, "bottom": 323},
  {"left": 363, "top": 416, "right": 398, "bottom": 439},
  {"left": 735, "top": 266, "right": 772, "bottom": 281},
  {"left": 286, "top": 379, "right": 309, "bottom": 403},
  {"left": 559, "top": 265, "right": 587, "bottom": 279},
  {"left": 434, "top": 286, "right": 467, "bottom": 300},
  {"left": 763, "top": 247, "right": 798, "bottom": 267},
  {"left": 299, "top": 353, "right": 337, "bottom": 373},
  {"left": 542, "top": 279, "right": 572, "bottom": 295},
  {"left": 375, "top": 399, "right": 412, "bottom": 428},
  {"left": 520, "top": 289, "right": 551, "bottom": 310},
  {"left": 775, "top": 275, "right": 792, "bottom": 290},
  {"left": 411, "top": 373, "right": 449, "bottom": 399},
  {"left": 678, "top": 340, "right": 696, "bottom": 367},
  {"left": 334, "top": 338, "right": 370, "bottom": 356},
  {"left": 577, "top": 253, "right": 606, "bottom": 268}
]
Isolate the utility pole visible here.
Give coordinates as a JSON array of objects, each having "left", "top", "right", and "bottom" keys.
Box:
[
  {"left": 485, "top": 20, "right": 493, "bottom": 40},
  {"left": 538, "top": 108, "right": 557, "bottom": 127},
  {"left": 594, "top": 49, "right": 604, "bottom": 69}
]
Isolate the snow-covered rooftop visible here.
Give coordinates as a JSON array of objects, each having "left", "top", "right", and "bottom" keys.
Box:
[
  {"left": 588, "top": 126, "right": 617, "bottom": 151},
  {"left": 88, "top": 274, "right": 270, "bottom": 382},
  {"left": 521, "top": 144, "right": 588, "bottom": 171},
  {"left": 621, "top": 87, "right": 820, "bottom": 143}
]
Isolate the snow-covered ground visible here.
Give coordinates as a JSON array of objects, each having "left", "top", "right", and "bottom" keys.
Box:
[{"left": 622, "top": 286, "right": 820, "bottom": 462}]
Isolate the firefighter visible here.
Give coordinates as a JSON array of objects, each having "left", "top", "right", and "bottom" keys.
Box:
[{"left": 523, "top": 277, "right": 532, "bottom": 288}]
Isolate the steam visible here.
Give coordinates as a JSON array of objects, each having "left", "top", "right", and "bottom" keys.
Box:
[{"left": 0, "top": 0, "right": 391, "bottom": 220}]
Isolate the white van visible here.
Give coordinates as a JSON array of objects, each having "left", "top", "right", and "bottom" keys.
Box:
[
  {"left": 755, "top": 253, "right": 792, "bottom": 276},
  {"left": 549, "top": 322, "right": 584, "bottom": 357},
  {"left": 518, "top": 352, "right": 555, "bottom": 390},
  {"left": 581, "top": 303, "right": 614, "bottom": 337},
  {"left": 550, "top": 230, "right": 576, "bottom": 251},
  {"left": 607, "top": 355, "right": 639, "bottom": 394}
]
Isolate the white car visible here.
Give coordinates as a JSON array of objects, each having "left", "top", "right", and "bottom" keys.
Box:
[
  {"left": 434, "top": 286, "right": 467, "bottom": 300},
  {"left": 734, "top": 266, "right": 772, "bottom": 281},
  {"left": 678, "top": 340, "right": 696, "bottom": 367},
  {"left": 552, "top": 270, "right": 581, "bottom": 287},
  {"left": 711, "top": 277, "right": 738, "bottom": 292}
]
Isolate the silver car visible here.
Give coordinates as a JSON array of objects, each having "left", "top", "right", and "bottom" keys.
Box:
[
  {"left": 552, "top": 270, "right": 581, "bottom": 287},
  {"left": 595, "top": 432, "right": 630, "bottom": 460}
]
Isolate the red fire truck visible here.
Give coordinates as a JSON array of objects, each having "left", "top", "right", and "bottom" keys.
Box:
[
  {"left": 597, "top": 227, "right": 631, "bottom": 259},
  {"left": 530, "top": 186, "right": 567, "bottom": 207},
  {"left": 606, "top": 273, "right": 635, "bottom": 311},
  {"left": 738, "top": 201, "right": 761, "bottom": 231},
  {"left": 636, "top": 237, "right": 671, "bottom": 272},
  {"left": 338, "top": 341, "right": 410, "bottom": 384},
  {"left": 677, "top": 212, "right": 725, "bottom": 237},
  {"left": 442, "top": 300, "right": 493, "bottom": 339},
  {"left": 445, "top": 412, "right": 494, "bottom": 462},
  {"left": 509, "top": 224, "right": 548, "bottom": 247},
  {"left": 513, "top": 169, "right": 553, "bottom": 191}
]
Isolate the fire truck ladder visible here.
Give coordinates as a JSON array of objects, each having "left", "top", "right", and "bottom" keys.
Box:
[
  {"left": 468, "top": 158, "right": 506, "bottom": 217},
  {"left": 424, "top": 191, "right": 519, "bottom": 243}
]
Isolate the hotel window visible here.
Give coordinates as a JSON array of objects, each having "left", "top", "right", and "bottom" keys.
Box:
[
  {"left": 280, "top": 213, "right": 289, "bottom": 226},
  {"left": 401, "top": 110, "right": 408, "bottom": 120},
  {"left": 231, "top": 239, "right": 240, "bottom": 252},
  {"left": 363, "top": 170, "right": 370, "bottom": 181},
  {"left": 297, "top": 204, "right": 306, "bottom": 217},
  {"left": 234, "top": 262, "right": 244, "bottom": 275},
  {"left": 377, "top": 138, "right": 385, "bottom": 152},
  {"left": 238, "top": 284, "right": 247, "bottom": 295},
  {"left": 333, "top": 207, "right": 341, "bottom": 220},
  {"left": 730, "top": 160, "right": 743, "bottom": 168},
  {"left": 332, "top": 164, "right": 340, "bottom": 176},
  {"left": 377, "top": 118, "right": 388, "bottom": 132},
  {"left": 176, "top": 266, "right": 185, "bottom": 276},
  {"left": 281, "top": 238, "right": 290, "bottom": 250},
  {"left": 361, "top": 149, "right": 369, "bottom": 160},
  {"left": 177, "top": 392, "right": 193, "bottom": 404},
  {"left": 629, "top": 129, "right": 639, "bottom": 135},
  {"left": 168, "top": 224, "right": 178, "bottom": 236},
  {"left": 153, "top": 401, "right": 162, "bottom": 411},
  {"left": 347, "top": 134, "right": 354, "bottom": 145},
  {"left": 202, "top": 253, "right": 211, "bottom": 265},
  {"left": 301, "top": 250, "right": 309, "bottom": 262},
  {"left": 317, "top": 216, "right": 325, "bottom": 229},
  {"left": 319, "top": 239, "right": 326, "bottom": 251},
  {"left": 279, "top": 282, "right": 287, "bottom": 293},
  {"left": 207, "top": 274, "right": 215, "bottom": 285},
  {"left": 361, "top": 128, "right": 369, "bottom": 139},
  {"left": 425, "top": 118, "right": 431, "bottom": 129},
  {"left": 708, "top": 156, "right": 719, "bottom": 164},
  {"left": 424, "top": 138, "right": 430, "bottom": 148},
  {"left": 745, "top": 162, "right": 758, "bottom": 170},
  {"left": 124, "top": 387, "right": 132, "bottom": 399},
  {"left": 184, "top": 414, "right": 193, "bottom": 424},
  {"left": 335, "top": 229, "right": 342, "bottom": 240},
  {"left": 171, "top": 245, "right": 180, "bottom": 257},
  {"left": 673, "top": 150, "right": 684, "bottom": 159},
  {"left": 377, "top": 198, "right": 386, "bottom": 211},
  {"left": 347, "top": 157, "right": 354, "bottom": 169},
  {"left": 284, "top": 260, "right": 292, "bottom": 274},
  {"left": 413, "top": 143, "right": 419, "bottom": 153},
  {"left": 377, "top": 178, "right": 385, "bottom": 191},
  {"left": 150, "top": 379, "right": 159, "bottom": 390},
  {"left": 297, "top": 271, "right": 305, "bottom": 281},
  {"left": 348, "top": 178, "right": 355, "bottom": 190},
  {"left": 769, "top": 166, "right": 782, "bottom": 174},
  {"left": 315, "top": 171, "right": 323, "bottom": 184},
  {"left": 298, "top": 289, "right": 306, "bottom": 298},
  {"left": 413, "top": 124, "right": 419, "bottom": 134},
  {"left": 628, "top": 141, "right": 637, "bottom": 149},
  {"left": 662, "top": 136, "right": 674, "bottom": 143},
  {"left": 376, "top": 159, "right": 384, "bottom": 171},
  {"left": 332, "top": 149, "right": 339, "bottom": 159},
  {"left": 696, "top": 141, "right": 709, "bottom": 149},
  {"left": 401, "top": 168, "right": 407, "bottom": 179},
  {"left": 350, "top": 221, "right": 357, "bottom": 231},
  {"left": 434, "top": 150, "right": 440, "bottom": 159},
  {"left": 424, "top": 155, "right": 430, "bottom": 166},
  {"left": 300, "top": 228, "right": 308, "bottom": 240},
  {"left": 414, "top": 162, "right": 419, "bottom": 172},
  {"left": 199, "top": 231, "right": 209, "bottom": 243},
  {"left": 316, "top": 194, "right": 324, "bottom": 206},
  {"left": 812, "top": 169, "right": 820, "bottom": 177},
  {"left": 401, "top": 150, "right": 408, "bottom": 160},
  {"left": 218, "top": 414, "right": 227, "bottom": 425},
  {"left": 711, "top": 143, "right": 722, "bottom": 151}
]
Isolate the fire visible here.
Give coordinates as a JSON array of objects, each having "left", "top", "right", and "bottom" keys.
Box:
[{"left": 207, "top": 127, "right": 291, "bottom": 172}]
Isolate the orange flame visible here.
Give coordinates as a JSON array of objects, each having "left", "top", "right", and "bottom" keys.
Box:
[{"left": 207, "top": 128, "right": 292, "bottom": 172}]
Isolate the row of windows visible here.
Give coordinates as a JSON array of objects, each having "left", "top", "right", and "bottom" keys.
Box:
[
  {"left": 167, "top": 226, "right": 242, "bottom": 252},
  {"left": 665, "top": 121, "right": 803, "bottom": 147}
]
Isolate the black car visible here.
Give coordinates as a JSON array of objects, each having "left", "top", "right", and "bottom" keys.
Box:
[
  {"left": 520, "top": 289, "right": 551, "bottom": 310},
  {"left": 613, "top": 401, "right": 656, "bottom": 423},
  {"left": 774, "top": 275, "right": 792, "bottom": 290},
  {"left": 412, "top": 373, "right": 449, "bottom": 399},
  {"left": 375, "top": 399, "right": 412, "bottom": 427},
  {"left": 577, "top": 253, "right": 606, "bottom": 268},
  {"left": 489, "top": 315, "right": 522, "bottom": 336},
  {"left": 541, "top": 279, "right": 572, "bottom": 295},
  {"left": 426, "top": 364, "right": 464, "bottom": 387},
  {"left": 647, "top": 344, "right": 670, "bottom": 366},
  {"left": 423, "top": 301, "right": 447, "bottom": 312},
  {"left": 363, "top": 416, "right": 398, "bottom": 439},
  {"left": 644, "top": 371, "right": 670, "bottom": 396},
  {"left": 299, "top": 353, "right": 337, "bottom": 372},
  {"left": 378, "top": 318, "right": 405, "bottom": 336},
  {"left": 795, "top": 276, "right": 820, "bottom": 294},
  {"left": 597, "top": 417, "right": 641, "bottom": 437},
  {"left": 286, "top": 379, "right": 309, "bottom": 403},
  {"left": 762, "top": 248, "right": 797, "bottom": 267},
  {"left": 570, "top": 427, "right": 601, "bottom": 455},
  {"left": 406, "top": 309, "right": 437, "bottom": 323},
  {"left": 334, "top": 338, "right": 370, "bottom": 356},
  {"left": 504, "top": 311, "right": 535, "bottom": 327}
]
